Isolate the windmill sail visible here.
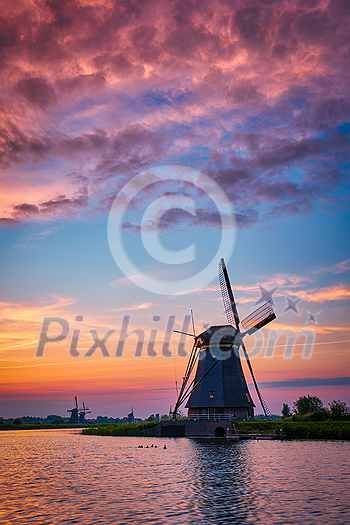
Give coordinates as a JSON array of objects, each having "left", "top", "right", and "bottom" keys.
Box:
[
  {"left": 241, "top": 302, "right": 276, "bottom": 335},
  {"left": 219, "top": 258, "right": 239, "bottom": 329},
  {"left": 219, "top": 258, "right": 273, "bottom": 418}
]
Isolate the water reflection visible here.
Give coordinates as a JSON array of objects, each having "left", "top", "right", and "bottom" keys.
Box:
[
  {"left": 187, "top": 439, "right": 258, "bottom": 523},
  {"left": 0, "top": 430, "right": 349, "bottom": 525}
]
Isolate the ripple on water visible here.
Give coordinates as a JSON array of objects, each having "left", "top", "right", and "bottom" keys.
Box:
[{"left": 0, "top": 431, "right": 349, "bottom": 524}]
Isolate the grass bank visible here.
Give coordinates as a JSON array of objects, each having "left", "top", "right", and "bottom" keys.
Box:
[
  {"left": 0, "top": 423, "right": 87, "bottom": 431},
  {"left": 236, "top": 420, "right": 350, "bottom": 440},
  {"left": 82, "top": 421, "right": 158, "bottom": 437},
  {"left": 81, "top": 420, "right": 350, "bottom": 440}
]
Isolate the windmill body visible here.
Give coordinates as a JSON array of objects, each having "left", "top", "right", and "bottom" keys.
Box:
[{"left": 185, "top": 325, "right": 255, "bottom": 420}]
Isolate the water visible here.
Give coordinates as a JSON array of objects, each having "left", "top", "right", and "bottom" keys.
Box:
[{"left": 1, "top": 429, "right": 349, "bottom": 525}]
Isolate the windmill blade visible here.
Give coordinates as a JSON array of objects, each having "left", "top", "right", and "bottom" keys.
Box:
[
  {"left": 219, "top": 258, "right": 272, "bottom": 419},
  {"left": 219, "top": 258, "right": 240, "bottom": 329},
  {"left": 241, "top": 302, "right": 276, "bottom": 335},
  {"left": 191, "top": 309, "right": 196, "bottom": 337},
  {"left": 173, "top": 330, "right": 195, "bottom": 337}
]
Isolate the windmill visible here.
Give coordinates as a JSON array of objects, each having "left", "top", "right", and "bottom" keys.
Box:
[
  {"left": 79, "top": 401, "right": 91, "bottom": 423},
  {"left": 67, "top": 397, "right": 91, "bottom": 423},
  {"left": 172, "top": 258, "right": 276, "bottom": 421},
  {"left": 67, "top": 396, "right": 79, "bottom": 424}
]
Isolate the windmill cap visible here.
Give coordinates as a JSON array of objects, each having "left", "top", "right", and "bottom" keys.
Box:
[{"left": 195, "top": 325, "right": 238, "bottom": 346}]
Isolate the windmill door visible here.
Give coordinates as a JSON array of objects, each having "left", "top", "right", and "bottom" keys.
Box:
[{"left": 209, "top": 408, "right": 215, "bottom": 420}]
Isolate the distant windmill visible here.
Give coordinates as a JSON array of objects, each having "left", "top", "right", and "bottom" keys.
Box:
[
  {"left": 67, "top": 396, "right": 79, "bottom": 424},
  {"left": 79, "top": 401, "right": 91, "bottom": 423},
  {"left": 67, "top": 396, "right": 91, "bottom": 424},
  {"left": 172, "top": 258, "right": 276, "bottom": 420}
]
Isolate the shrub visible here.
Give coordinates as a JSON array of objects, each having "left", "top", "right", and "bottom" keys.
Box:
[
  {"left": 329, "top": 400, "right": 350, "bottom": 420},
  {"left": 303, "top": 410, "right": 330, "bottom": 422},
  {"left": 282, "top": 403, "right": 291, "bottom": 417},
  {"left": 281, "top": 421, "right": 350, "bottom": 440}
]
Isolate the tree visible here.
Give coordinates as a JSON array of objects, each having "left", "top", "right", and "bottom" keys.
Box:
[
  {"left": 293, "top": 395, "right": 323, "bottom": 415},
  {"left": 47, "top": 414, "right": 64, "bottom": 422},
  {"left": 329, "top": 400, "right": 350, "bottom": 419},
  {"left": 13, "top": 418, "right": 22, "bottom": 425},
  {"left": 281, "top": 403, "right": 291, "bottom": 417}
]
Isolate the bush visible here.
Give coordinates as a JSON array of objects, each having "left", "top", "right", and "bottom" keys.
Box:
[
  {"left": 303, "top": 410, "right": 330, "bottom": 422},
  {"left": 281, "top": 421, "right": 350, "bottom": 440},
  {"left": 329, "top": 400, "right": 350, "bottom": 420},
  {"left": 235, "top": 419, "right": 350, "bottom": 440}
]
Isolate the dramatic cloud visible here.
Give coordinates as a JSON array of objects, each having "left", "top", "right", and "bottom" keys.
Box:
[{"left": 0, "top": 0, "right": 349, "bottom": 228}]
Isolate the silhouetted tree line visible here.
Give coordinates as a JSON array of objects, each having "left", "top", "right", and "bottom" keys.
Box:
[{"left": 281, "top": 396, "right": 350, "bottom": 421}]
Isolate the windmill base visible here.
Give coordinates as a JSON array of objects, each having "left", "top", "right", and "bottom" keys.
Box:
[{"left": 156, "top": 420, "right": 238, "bottom": 438}]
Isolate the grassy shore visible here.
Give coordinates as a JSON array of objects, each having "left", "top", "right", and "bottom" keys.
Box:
[
  {"left": 236, "top": 420, "right": 350, "bottom": 440},
  {"left": 82, "top": 421, "right": 158, "bottom": 436},
  {"left": 2, "top": 419, "right": 349, "bottom": 440},
  {"left": 0, "top": 423, "right": 87, "bottom": 431},
  {"left": 81, "top": 420, "right": 350, "bottom": 440}
]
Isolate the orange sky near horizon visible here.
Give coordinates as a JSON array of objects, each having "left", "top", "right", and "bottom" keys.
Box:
[{"left": 1, "top": 276, "right": 349, "bottom": 418}]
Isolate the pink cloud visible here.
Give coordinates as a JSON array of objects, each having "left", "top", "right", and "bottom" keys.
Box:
[{"left": 0, "top": 0, "right": 348, "bottom": 227}]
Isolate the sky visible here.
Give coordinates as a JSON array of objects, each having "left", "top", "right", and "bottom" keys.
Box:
[{"left": 0, "top": 0, "right": 349, "bottom": 419}]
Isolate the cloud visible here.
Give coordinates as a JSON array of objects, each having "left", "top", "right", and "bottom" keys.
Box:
[
  {"left": 302, "top": 285, "right": 350, "bottom": 303},
  {"left": 315, "top": 259, "right": 350, "bottom": 275},
  {"left": 16, "top": 76, "right": 56, "bottom": 109},
  {"left": 0, "top": 295, "right": 77, "bottom": 322},
  {"left": 13, "top": 228, "right": 57, "bottom": 248},
  {"left": 113, "top": 302, "right": 156, "bottom": 312},
  {"left": 0, "top": 0, "right": 348, "bottom": 229},
  {"left": 7, "top": 186, "right": 89, "bottom": 222},
  {"left": 271, "top": 284, "right": 350, "bottom": 304},
  {"left": 12, "top": 203, "right": 40, "bottom": 216},
  {"left": 250, "top": 376, "right": 350, "bottom": 389},
  {"left": 0, "top": 218, "right": 20, "bottom": 227}
]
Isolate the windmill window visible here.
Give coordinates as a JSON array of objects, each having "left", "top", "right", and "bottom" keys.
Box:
[{"left": 209, "top": 392, "right": 214, "bottom": 399}]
